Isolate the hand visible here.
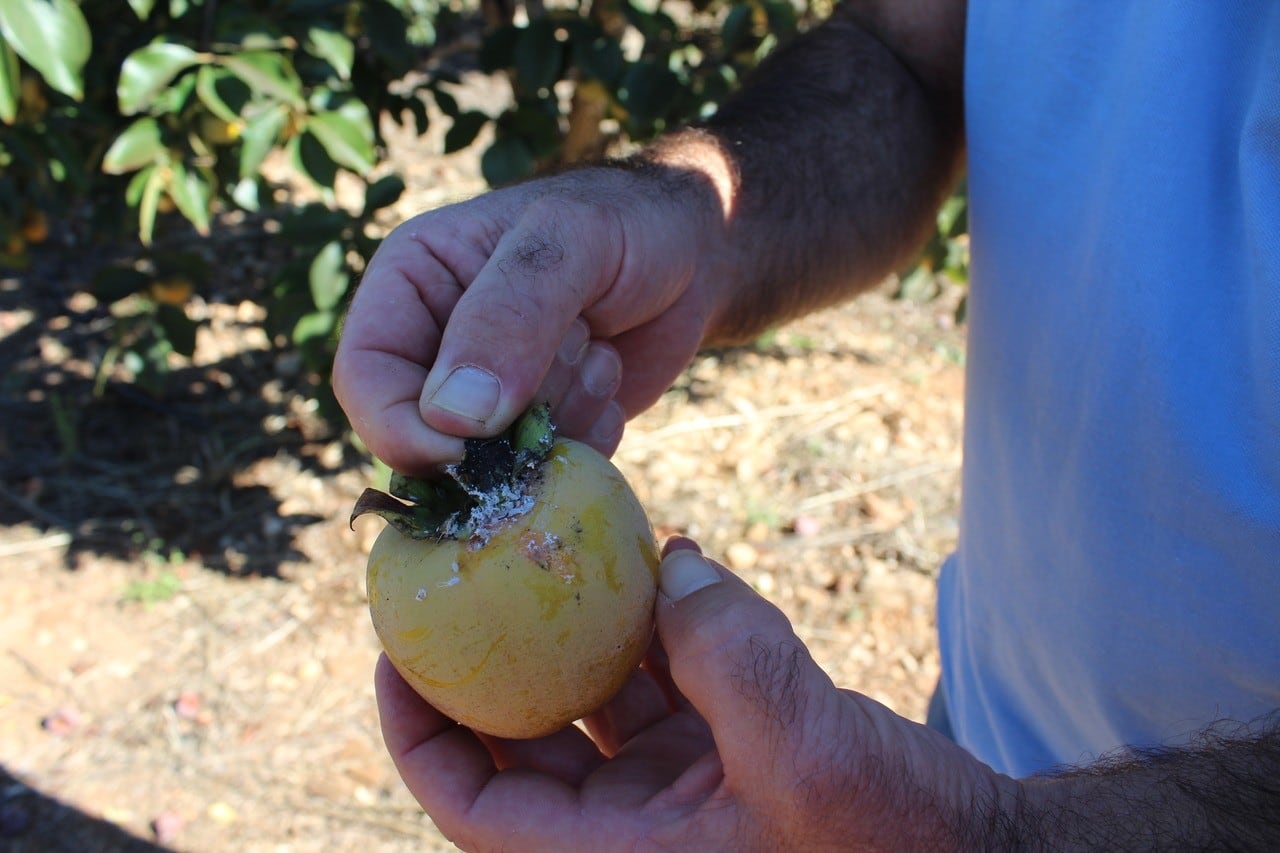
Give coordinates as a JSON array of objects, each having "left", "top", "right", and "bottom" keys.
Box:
[
  {"left": 333, "top": 167, "right": 722, "bottom": 475},
  {"left": 376, "top": 539, "right": 1021, "bottom": 851}
]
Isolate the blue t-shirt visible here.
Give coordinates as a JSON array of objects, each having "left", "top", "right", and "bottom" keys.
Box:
[{"left": 938, "top": 2, "right": 1280, "bottom": 778}]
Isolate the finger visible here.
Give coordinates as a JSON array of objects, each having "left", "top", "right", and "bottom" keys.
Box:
[
  {"left": 550, "top": 339, "right": 621, "bottom": 429},
  {"left": 334, "top": 225, "right": 475, "bottom": 472},
  {"left": 581, "top": 665, "right": 674, "bottom": 756},
  {"left": 535, "top": 317, "right": 592, "bottom": 413},
  {"left": 653, "top": 548, "right": 842, "bottom": 787},
  {"left": 375, "top": 654, "right": 498, "bottom": 819},
  {"left": 419, "top": 199, "right": 626, "bottom": 438},
  {"left": 477, "top": 725, "right": 605, "bottom": 786},
  {"left": 377, "top": 655, "right": 604, "bottom": 850},
  {"left": 609, "top": 289, "right": 708, "bottom": 418}
]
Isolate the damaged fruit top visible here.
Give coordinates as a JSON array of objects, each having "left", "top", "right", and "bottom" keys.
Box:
[{"left": 349, "top": 403, "right": 558, "bottom": 542}]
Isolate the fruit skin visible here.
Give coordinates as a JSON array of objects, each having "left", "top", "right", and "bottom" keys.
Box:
[{"left": 366, "top": 438, "right": 660, "bottom": 739}]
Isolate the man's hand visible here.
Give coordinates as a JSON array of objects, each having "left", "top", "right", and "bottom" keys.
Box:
[
  {"left": 333, "top": 167, "right": 727, "bottom": 475},
  {"left": 376, "top": 539, "right": 1018, "bottom": 851}
]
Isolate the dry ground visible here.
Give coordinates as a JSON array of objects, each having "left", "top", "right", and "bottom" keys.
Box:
[{"left": 0, "top": 75, "right": 967, "bottom": 852}]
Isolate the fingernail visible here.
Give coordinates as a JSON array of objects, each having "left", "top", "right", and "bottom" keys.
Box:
[
  {"left": 557, "top": 319, "right": 590, "bottom": 365},
  {"left": 587, "top": 401, "right": 625, "bottom": 448},
  {"left": 581, "top": 345, "right": 620, "bottom": 397},
  {"left": 426, "top": 365, "right": 500, "bottom": 423},
  {"left": 660, "top": 550, "right": 721, "bottom": 601}
]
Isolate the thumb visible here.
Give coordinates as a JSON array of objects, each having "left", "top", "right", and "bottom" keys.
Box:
[{"left": 655, "top": 547, "right": 842, "bottom": 782}]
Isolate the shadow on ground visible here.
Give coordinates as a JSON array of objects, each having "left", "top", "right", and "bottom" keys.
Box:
[
  {"left": 1, "top": 765, "right": 170, "bottom": 853},
  {"left": 0, "top": 226, "right": 359, "bottom": 578}
]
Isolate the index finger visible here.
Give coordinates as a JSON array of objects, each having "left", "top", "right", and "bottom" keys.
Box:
[
  {"left": 333, "top": 219, "right": 483, "bottom": 473},
  {"left": 416, "top": 195, "right": 628, "bottom": 439}
]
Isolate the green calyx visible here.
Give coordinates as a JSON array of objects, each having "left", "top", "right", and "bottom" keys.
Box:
[{"left": 349, "top": 403, "right": 557, "bottom": 541}]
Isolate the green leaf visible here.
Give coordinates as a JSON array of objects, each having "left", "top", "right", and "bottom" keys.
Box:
[
  {"left": 93, "top": 266, "right": 150, "bottom": 302},
  {"left": 128, "top": 0, "right": 157, "bottom": 20},
  {"left": 306, "top": 107, "right": 375, "bottom": 174},
  {"left": 165, "top": 161, "right": 211, "bottom": 235},
  {"left": 479, "top": 25, "right": 519, "bottom": 74},
  {"left": 513, "top": 19, "right": 562, "bottom": 92},
  {"left": 444, "top": 110, "right": 488, "bottom": 154},
  {"left": 481, "top": 135, "right": 535, "bottom": 187},
  {"left": 618, "top": 60, "right": 679, "bottom": 126},
  {"left": 721, "top": 4, "right": 753, "bottom": 55},
  {"left": 762, "top": 0, "right": 797, "bottom": 37},
  {"left": 502, "top": 100, "right": 560, "bottom": 159},
  {"left": 238, "top": 104, "right": 289, "bottom": 179},
  {"left": 125, "top": 164, "right": 156, "bottom": 206},
  {"left": 156, "top": 303, "right": 198, "bottom": 357},
  {"left": 363, "top": 173, "right": 404, "bottom": 215},
  {"left": 290, "top": 130, "right": 339, "bottom": 190},
  {"left": 304, "top": 25, "right": 354, "bottom": 80},
  {"left": 195, "top": 65, "right": 250, "bottom": 123},
  {"left": 0, "top": 37, "right": 17, "bottom": 124},
  {"left": 0, "top": 0, "right": 90, "bottom": 100},
  {"left": 137, "top": 165, "right": 165, "bottom": 245},
  {"left": 292, "top": 309, "right": 335, "bottom": 345},
  {"left": 361, "top": 0, "right": 416, "bottom": 72},
  {"left": 308, "top": 241, "right": 348, "bottom": 311},
  {"left": 279, "top": 204, "right": 350, "bottom": 243},
  {"left": 118, "top": 42, "right": 201, "bottom": 115},
  {"left": 571, "top": 30, "right": 624, "bottom": 86},
  {"left": 102, "top": 118, "right": 166, "bottom": 175},
  {"left": 230, "top": 177, "right": 260, "bottom": 211},
  {"left": 220, "top": 51, "right": 304, "bottom": 107}
]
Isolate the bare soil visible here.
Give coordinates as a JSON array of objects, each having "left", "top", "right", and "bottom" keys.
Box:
[{"left": 0, "top": 76, "right": 966, "bottom": 852}]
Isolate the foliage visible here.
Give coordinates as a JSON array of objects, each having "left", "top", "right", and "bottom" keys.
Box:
[
  {"left": 1, "top": 0, "right": 963, "bottom": 428},
  {"left": 897, "top": 187, "right": 969, "bottom": 320}
]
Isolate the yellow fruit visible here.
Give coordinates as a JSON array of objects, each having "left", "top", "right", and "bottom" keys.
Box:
[
  {"left": 198, "top": 114, "right": 244, "bottom": 145},
  {"left": 19, "top": 209, "right": 48, "bottom": 244},
  {"left": 362, "top": 433, "right": 659, "bottom": 739},
  {"left": 149, "top": 277, "right": 193, "bottom": 306}
]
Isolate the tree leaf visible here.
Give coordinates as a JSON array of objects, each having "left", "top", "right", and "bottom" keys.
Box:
[
  {"left": 137, "top": 165, "right": 165, "bottom": 245},
  {"left": 118, "top": 41, "right": 201, "bottom": 115},
  {"left": 362, "top": 173, "right": 404, "bottom": 216},
  {"left": 238, "top": 104, "right": 288, "bottom": 179},
  {"left": 721, "top": 4, "right": 753, "bottom": 55},
  {"left": 290, "top": 130, "right": 339, "bottom": 190},
  {"left": 443, "top": 110, "right": 488, "bottom": 154},
  {"left": 195, "top": 64, "right": 250, "bottom": 123},
  {"left": 513, "top": 19, "right": 562, "bottom": 93},
  {"left": 0, "top": 0, "right": 90, "bottom": 100},
  {"left": 220, "top": 51, "right": 304, "bottom": 107},
  {"left": 308, "top": 240, "right": 348, "bottom": 311},
  {"left": 279, "top": 203, "right": 350, "bottom": 243},
  {"left": 304, "top": 25, "right": 353, "bottom": 80},
  {"left": 618, "top": 60, "right": 679, "bottom": 126},
  {"left": 102, "top": 117, "right": 166, "bottom": 174},
  {"left": 306, "top": 107, "right": 374, "bottom": 174},
  {"left": 480, "top": 24, "right": 519, "bottom": 72},
  {"left": 165, "top": 161, "right": 211, "bottom": 235},
  {"left": 156, "top": 303, "right": 198, "bottom": 357},
  {"left": 571, "top": 28, "right": 624, "bottom": 86},
  {"left": 92, "top": 266, "right": 150, "bottom": 303},
  {"left": 481, "top": 135, "right": 535, "bottom": 187},
  {"left": 0, "top": 37, "right": 18, "bottom": 124},
  {"left": 292, "top": 309, "right": 335, "bottom": 345},
  {"left": 128, "top": 0, "right": 157, "bottom": 20}
]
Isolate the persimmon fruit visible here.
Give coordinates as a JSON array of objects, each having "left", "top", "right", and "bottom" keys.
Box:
[{"left": 353, "top": 405, "right": 659, "bottom": 738}]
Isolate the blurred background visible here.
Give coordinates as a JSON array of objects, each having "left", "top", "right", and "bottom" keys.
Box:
[{"left": 0, "top": 1, "right": 968, "bottom": 849}]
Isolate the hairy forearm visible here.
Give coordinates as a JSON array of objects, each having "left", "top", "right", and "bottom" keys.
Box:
[
  {"left": 1006, "top": 719, "right": 1280, "bottom": 849},
  {"left": 626, "top": 1, "right": 966, "bottom": 343}
]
